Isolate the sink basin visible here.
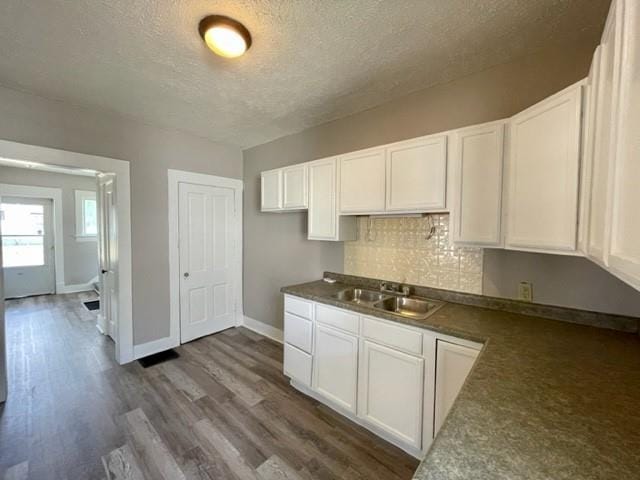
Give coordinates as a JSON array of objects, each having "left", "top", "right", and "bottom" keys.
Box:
[
  {"left": 373, "top": 296, "right": 443, "bottom": 320},
  {"left": 332, "top": 288, "right": 388, "bottom": 304}
]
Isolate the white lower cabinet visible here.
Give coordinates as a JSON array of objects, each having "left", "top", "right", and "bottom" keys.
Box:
[
  {"left": 434, "top": 340, "right": 480, "bottom": 434},
  {"left": 284, "top": 343, "right": 312, "bottom": 387},
  {"left": 313, "top": 323, "right": 359, "bottom": 413},
  {"left": 359, "top": 340, "right": 425, "bottom": 449},
  {"left": 283, "top": 297, "right": 481, "bottom": 457}
]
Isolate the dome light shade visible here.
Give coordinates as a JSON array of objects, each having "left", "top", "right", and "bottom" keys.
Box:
[{"left": 199, "top": 15, "right": 252, "bottom": 58}]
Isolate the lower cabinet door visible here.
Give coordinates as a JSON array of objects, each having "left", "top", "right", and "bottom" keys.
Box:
[
  {"left": 313, "top": 324, "right": 359, "bottom": 413},
  {"left": 358, "top": 340, "right": 424, "bottom": 449},
  {"left": 434, "top": 340, "right": 479, "bottom": 435},
  {"left": 284, "top": 343, "right": 312, "bottom": 387}
]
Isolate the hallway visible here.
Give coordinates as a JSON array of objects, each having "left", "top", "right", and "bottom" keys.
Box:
[{"left": 0, "top": 294, "right": 418, "bottom": 480}]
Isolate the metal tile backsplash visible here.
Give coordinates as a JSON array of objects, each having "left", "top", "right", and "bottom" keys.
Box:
[{"left": 343, "top": 215, "right": 483, "bottom": 294}]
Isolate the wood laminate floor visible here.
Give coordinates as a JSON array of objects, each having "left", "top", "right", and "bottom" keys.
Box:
[{"left": 0, "top": 293, "right": 419, "bottom": 480}]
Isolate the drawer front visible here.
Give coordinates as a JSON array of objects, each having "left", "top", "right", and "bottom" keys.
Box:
[
  {"left": 284, "top": 312, "right": 313, "bottom": 353},
  {"left": 285, "top": 295, "right": 313, "bottom": 320},
  {"left": 315, "top": 304, "right": 359, "bottom": 334},
  {"left": 362, "top": 316, "right": 423, "bottom": 355},
  {"left": 284, "top": 343, "right": 312, "bottom": 386}
]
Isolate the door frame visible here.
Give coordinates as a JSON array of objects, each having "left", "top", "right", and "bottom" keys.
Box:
[
  {"left": 167, "top": 169, "right": 243, "bottom": 350},
  {"left": 0, "top": 139, "right": 133, "bottom": 364},
  {"left": 0, "top": 184, "right": 64, "bottom": 294}
]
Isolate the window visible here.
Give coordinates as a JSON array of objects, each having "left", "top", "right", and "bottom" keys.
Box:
[
  {"left": 0, "top": 202, "right": 46, "bottom": 267},
  {"left": 75, "top": 190, "right": 97, "bottom": 239}
]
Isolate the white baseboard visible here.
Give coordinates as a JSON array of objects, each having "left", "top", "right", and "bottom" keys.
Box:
[
  {"left": 242, "top": 316, "right": 284, "bottom": 344},
  {"left": 133, "top": 336, "right": 179, "bottom": 359},
  {"left": 57, "top": 281, "right": 94, "bottom": 294}
]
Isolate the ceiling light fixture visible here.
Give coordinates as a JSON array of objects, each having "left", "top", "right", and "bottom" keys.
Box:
[{"left": 198, "top": 15, "right": 252, "bottom": 58}]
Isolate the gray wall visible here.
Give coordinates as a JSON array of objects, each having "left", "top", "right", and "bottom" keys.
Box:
[
  {"left": 0, "top": 85, "right": 242, "bottom": 345},
  {"left": 0, "top": 165, "right": 98, "bottom": 286},
  {"left": 243, "top": 41, "right": 640, "bottom": 330}
]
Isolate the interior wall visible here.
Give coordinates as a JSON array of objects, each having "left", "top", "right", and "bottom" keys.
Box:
[
  {"left": 243, "top": 41, "right": 640, "bottom": 330},
  {"left": 0, "top": 84, "right": 242, "bottom": 345},
  {"left": 0, "top": 165, "right": 98, "bottom": 286}
]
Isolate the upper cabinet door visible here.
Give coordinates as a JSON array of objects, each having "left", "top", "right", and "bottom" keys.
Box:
[
  {"left": 505, "top": 83, "right": 583, "bottom": 253},
  {"left": 385, "top": 136, "right": 447, "bottom": 212},
  {"left": 451, "top": 122, "right": 505, "bottom": 246},
  {"left": 339, "top": 147, "right": 386, "bottom": 214},
  {"left": 282, "top": 164, "right": 308, "bottom": 210},
  {"left": 261, "top": 169, "right": 282, "bottom": 211},
  {"left": 308, "top": 158, "right": 337, "bottom": 240},
  {"left": 588, "top": 0, "right": 624, "bottom": 266},
  {"left": 607, "top": 0, "right": 640, "bottom": 290}
]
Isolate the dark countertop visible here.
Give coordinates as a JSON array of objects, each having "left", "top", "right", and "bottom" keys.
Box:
[{"left": 281, "top": 279, "right": 640, "bottom": 480}]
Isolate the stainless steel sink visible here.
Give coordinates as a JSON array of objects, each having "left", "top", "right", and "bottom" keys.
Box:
[
  {"left": 332, "top": 288, "right": 389, "bottom": 304},
  {"left": 373, "top": 296, "right": 444, "bottom": 320}
]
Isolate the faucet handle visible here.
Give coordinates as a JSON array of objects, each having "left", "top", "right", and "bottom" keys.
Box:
[{"left": 400, "top": 285, "right": 411, "bottom": 296}]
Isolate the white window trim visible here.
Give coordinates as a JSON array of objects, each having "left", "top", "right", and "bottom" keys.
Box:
[{"left": 75, "top": 189, "right": 97, "bottom": 241}]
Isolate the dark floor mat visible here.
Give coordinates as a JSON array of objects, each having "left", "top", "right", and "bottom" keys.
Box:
[
  {"left": 83, "top": 300, "right": 100, "bottom": 311},
  {"left": 138, "top": 349, "right": 180, "bottom": 368}
]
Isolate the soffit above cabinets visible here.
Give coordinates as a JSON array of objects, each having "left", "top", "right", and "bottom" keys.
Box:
[{"left": 0, "top": 0, "right": 610, "bottom": 148}]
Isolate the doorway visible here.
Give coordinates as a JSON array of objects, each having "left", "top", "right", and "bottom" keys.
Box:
[
  {"left": 0, "top": 139, "right": 133, "bottom": 365},
  {"left": 1, "top": 197, "right": 55, "bottom": 298},
  {"left": 168, "top": 169, "right": 243, "bottom": 350}
]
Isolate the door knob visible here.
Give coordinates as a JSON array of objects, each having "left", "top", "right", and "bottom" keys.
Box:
[
  {"left": 101, "top": 269, "right": 108, "bottom": 274},
  {"left": 184, "top": 272, "right": 190, "bottom": 278}
]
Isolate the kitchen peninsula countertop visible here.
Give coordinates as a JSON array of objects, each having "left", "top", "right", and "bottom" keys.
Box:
[{"left": 281, "top": 276, "right": 640, "bottom": 480}]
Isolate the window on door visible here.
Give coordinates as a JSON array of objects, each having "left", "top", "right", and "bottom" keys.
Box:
[
  {"left": 75, "top": 190, "right": 97, "bottom": 238},
  {"left": 0, "top": 202, "right": 46, "bottom": 267}
]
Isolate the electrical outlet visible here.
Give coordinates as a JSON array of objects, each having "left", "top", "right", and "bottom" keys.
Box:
[{"left": 518, "top": 282, "right": 533, "bottom": 302}]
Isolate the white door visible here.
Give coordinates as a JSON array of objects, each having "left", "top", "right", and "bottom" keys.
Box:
[
  {"left": 505, "top": 83, "right": 582, "bottom": 253},
  {"left": 97, "top": 174, "right": 117, "bottom": 339},
  {"left": 434, "top": 340, "right": 479, "bottom": 435},
  {"left": 385, "top": 136, "right": 447, "bottom": 212},
  {"left": 339, "top": 147, "right": 386, "bottom": 214},
  {"left": 358, "top": 340, "right": 424, "bottom": 449},
  {"left": 260, "top": 170, "right": 282, "bottom": 211},
  {"left": 313, "top": 323, "right": 358, "bottom": 413},
  {"left": 451, "top": 122, "right": 505, "bottom": 246},
  {"left": 308, "top": 157, "right": 338, "bottom": 240},
  {"left": 179, "top": 182, "right": 236, "bottom": 343},
  {"left": 1, "top": 197, "right": 55, "bottom": 298},
  {"left": 282, "top": 164, "right": 308, "bottom": 210}
]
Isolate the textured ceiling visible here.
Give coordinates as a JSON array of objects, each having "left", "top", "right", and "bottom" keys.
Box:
[{"left": 0, "top": 0, "right": 609, "bottom": 148}]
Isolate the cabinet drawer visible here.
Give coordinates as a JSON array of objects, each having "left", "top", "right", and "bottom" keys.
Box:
[
  {"left": 315, "top": 304, "right": 359, "bottom": 334},
  {"left": 284, "top": 295, "right": 313, "bottom": 320},
  {"left": 361, "top": 317, "right": 422, "bottom": 355},
  {"left": 284, "top": 343, "right": 312, "bottom": 387},
  {"left": 284, "top": 312, "right": 312, "bottom": 353}
]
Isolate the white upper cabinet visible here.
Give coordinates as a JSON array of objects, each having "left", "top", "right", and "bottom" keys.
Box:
[
  {"left": 261, "top": 169, "right": 282, "bottom": 211},
  {"left": 578, "top": 46, "right": 602, "bottom": 254},
  {"left": 282, "top": 164, "right": 308, "bottom": 210},
  {"left": 587, "top": 1, "right": 622, "bottom": 265},
  {"left": 339, "top": 147, "right": 386, "bottom": 214},
  {"left": 606, "top": 0, "right": 640, "bottom": 290},
  {"left": 308, "top": 157, "right": 357, "bottom": 241},
  {"left": 505, "top": 82, "right": 583, "bottom": 253},
  {"left": 385, "top": 136, "right": 447, "bottom": 212},
  {"left": 451, "top": 121, "right": 505, "bottom": 246},
  {"left": 261, "top": 164, "right": 307, "bottom": 212}
]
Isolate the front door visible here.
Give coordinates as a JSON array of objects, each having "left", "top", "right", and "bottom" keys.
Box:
[
  {"left": 1, "top": 197, "right": 55, "bottom": 298},
  {"left": 179, "top": 182, "right": 235, "bottom": 343}
]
